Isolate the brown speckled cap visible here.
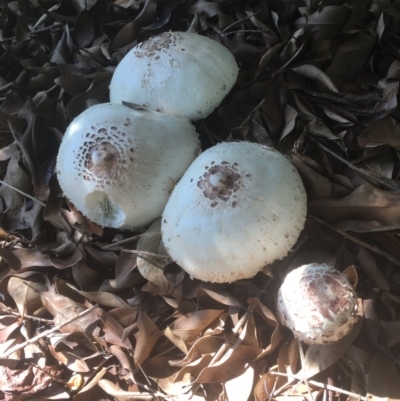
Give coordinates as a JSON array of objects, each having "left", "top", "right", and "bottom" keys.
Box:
[
  {"left": 276, "top": 263, "right": 358, "bottom": 344},
  {"left": 161, "top": 142, "right": 307, "bottom": 283},
  {"left": 57, "top": 103, "right": 200, "bottom": 230},
  {"left": 109, "top": 32, "right": 239, "bottom": 121}
]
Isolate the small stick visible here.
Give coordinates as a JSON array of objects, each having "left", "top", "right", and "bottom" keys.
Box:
[
  {"left": 223, "top": 29, "right": 278, "bottom": 36},
  {"left": 121, "top": 249, "right": 171, "bottom": 260},
  {"left": 209, "top": 304, "right": 255, "bottom": 365},
  {"left": 297, "top": 339, "right": 314, "bottom": 401},
  {"left": 8, "top": 122, "right": 38, "bottom": 188},
  {"left": 190, "top": 305, "right": 254, "bottom": 397},
  {"left": 200, "top": 120, "right": 218, "bottom": 146},
  {"left": 306, "top": 134, "right": 400, "bottom": 192},
  {"left": 269, "top": 371, "right": 366, "bottom": 400},
  {"left": 0, "top": 307, "right": 53, "bottom": 323},
  {"left": 101, "top": 234, "right": 144, "bottom": 250},
  {"left": 240, "top": 98, "right": 266, "bottom": 127},
  {"left": 0, "top": 304, "right": 98, "bottom": 359},
  {"left": 97, "top": 378, "right": 168, "bottom": 400},
  {"left": 0, "top": 179, "right": 45, "bottom": 206},
  {"left": 221, "top": 12, "right": 260, "bottom": 33},
  {"left": 309, "top": 215, "right": 400, "bottom": 266}
]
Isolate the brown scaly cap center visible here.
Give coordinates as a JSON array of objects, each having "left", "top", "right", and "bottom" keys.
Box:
[
  {"left": 197, "top": 163, "right": 241, "bottom": 206},
  {"left": 85, "top": 142, "right": 119, "bottom": 178},
  {"left": 138, "top": 32, "right": 176, "bottom": 54},
  {"left": 300, "top": 272, "right": 357, "bottom": 323}
]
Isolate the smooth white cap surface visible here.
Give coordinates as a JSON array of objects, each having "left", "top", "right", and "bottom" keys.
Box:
[
  {"left": 161, "top": 142, "right": 307, "bottom": 283},
  {"left": 57, "top": 103, "right": 200, "bottom": 230},
  {"left": 109, "top": 31, "right": 239, "bottom": 121},
  {"left": 276, "top": 263, "right": 358, "bottom": 344}
]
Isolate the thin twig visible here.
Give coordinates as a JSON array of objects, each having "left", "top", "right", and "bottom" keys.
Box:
[
  {"left": 0, "top": 179, "right": 45, "bottom": 206},
  {"left": 0, "top": 307, "right": 53, "bottom": 323},
  {"left": 309, "top": 215, "right": 400, "bottom": 266},
  {"left": 30, "top": 4, "right": 59, "bottom": 31},
  {"left": 30, "top": 23, "right": 63, "bottom": 34},
  {"left": 191, "top": 305, "right": 255, "bottom": 395},
  {"left": 240, "top": 98, "right": 266, "bottom": 127},
  {"left": 306, "top": 134, "right": 400, "bottom": 192},
  {"left": 121, "top": 249, "right": 170, "bottom": 260},
  {"left": 101, "top": 234, "right": 144, "bottom": 250},
  {"left": 221, "top": 11, "right": 260, "bottom": 33},
  {"left": 201, "top": 120, "right": 218, "bottom": 146},
  {"left": 8, "top": 122, "right": 38, "bottom": 188},
  {"left": 209, "top": 304, "right": 255, "bottom": 365},
  {"left": 297, "top": 340, "right": 314, "bottom": 401},
  {"left": 97, "top": 378, "right": 168, "bottom": 400},
  {"left": 0, "top": 304, "right": 98, "bottom": 359},
  {"left": 223, "top": 29, "right": 276, "bottom": 36},
  {"left": 270, "top": 371, "right": 367, "bottom": 400}
]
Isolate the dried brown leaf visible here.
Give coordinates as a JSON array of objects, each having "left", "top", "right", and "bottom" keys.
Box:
[
  {"left": 357, "top": 247, "right": 390, "bottom": 291},
  {"left": 8, "top": 274, "right": 48, "bottom": 315},
  {"left": 77, "top": 290, "right": 130, "bottom": 309},
  {"left": 196, "top": 344, "right": 262, "bottom": 383},
  {"left": 248, "top": 298, "right": 282, "bottom": 357},
  {"left": 137, "top": 218, "right": 175, "bottom": 295},
  {"left": 359, "top": 116, "right": 400, "bottom": 150},
  {"left": 0, "top": 152, "right": 32, "bottom": 211},
  {"left": 41, "top": 291, "right": 98, "bottom": 333},
  {"left": 49, "top": 247, "right": 83, "bottom": 269},
  {"left": 325, "top": 30, "right": 377, "bottom": 81},
  {"left": 0, "top": 365, "right": 62, "bottom": 395},
  {"left": 169, "top": 336, "right": 224, "bottom": 367},
  {"left": 196, "top": 287, "right": 243, "bottom": 309},
  {"left": 48, "top": 344, "right": 90, "bottom": 372},
  {"left": 112, "top": 0, "right": 157, "bottom": 49},
  {"left": 309, "top": 183, "right": 400, "bottom": 229},
  {"left": 96, "top": 308, "right": 133, "bottom": 349},
  {"left": 66, "top": 72, "right": 112, "bottom": 119},
  {"left": 115, "top": 248, "right": 137, "bottom": 288},
  {"left": 379, "top": 320, "right": 400, "bottom": 348},
  {"left": 174, "top": 353, "right": 214, "bottom": 383},
  {"left": 292, "top": 64, "right": 339, "bottom": 93},
  {"left": 97, "top": 378, "right": 159, "bottom": 400},
  {"left": 280, "top": 104, "right": 298, "bottom": 142},
  {"left": 225, "top": 366, "right": 254, "bottom": 401},
  {"left": 133, "top": 310, "right": 161, "bottom": 367},
  {"left": 0, "top": 248, "right": 53, "bottom": 271},
  {"left": 73, "top": 9, "right": 95, "bottom": 48},
  {"left": 109, "top": 345, "right": 134, "bottom": 378},
  {"left": 367, "top": 352, "right": 400, "bottom": 400},
  {"left": 170, "top": 309, "right": 224, "bottom": 343},
  {"left": 294, "top": 6, "right": 350, "bottom": 40},
  {"left": 254, "top": 372, "right": 276, "bottom": 401},
  {"left": 55, "top": 75, "right": 91, "bottom": 97}
]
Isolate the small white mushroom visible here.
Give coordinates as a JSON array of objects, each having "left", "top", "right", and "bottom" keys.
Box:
[
  {"left": 276, "top": 263, "right": 358, "bottom": 344},
  {"left": 109, "top": 31, "right": 239, "bottom": 121},
  {"left": 161, "top": 142, "right": 307, "bottom": 283},
  {"left": 56, "top": 103, "right": 200, "bottom": 230}
]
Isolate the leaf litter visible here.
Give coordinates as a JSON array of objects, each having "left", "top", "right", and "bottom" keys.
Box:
[{"left": 1, "top": 0, "right": 400, "bottom": 400}]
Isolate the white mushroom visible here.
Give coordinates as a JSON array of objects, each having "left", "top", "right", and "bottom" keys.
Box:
[
  {"left": 161, "top": 142, "right": 307, "bottom": 283},
  {"left": 56, "top": 103, "right": 200, "bottom": 230},
  {"left": 109, "top": 31, "right": 239, "bottom": 121},
  {"left": 276, "top": 263, "right": 358, "bottom": 344}
]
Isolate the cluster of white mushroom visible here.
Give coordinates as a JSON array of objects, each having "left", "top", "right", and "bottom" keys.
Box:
[
  {"left": 56, "top": 31, "right": 358, "bottom": 345},
  {"left": 57, "top": 32, "right": 238, "bottom": 230}
]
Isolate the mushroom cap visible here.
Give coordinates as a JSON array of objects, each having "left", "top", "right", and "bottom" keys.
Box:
[
  {"left": 161, "top": 142, "right": 307, "bottom": 283},
  {"left": 276, "top": 263, "right": 358, "bottom": 344},
  {"left": 56, "top": 103, "right": 200, "bottom": 230},
  {"left": 109, "top": 31, "right": 239, "bottom": 121}
]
